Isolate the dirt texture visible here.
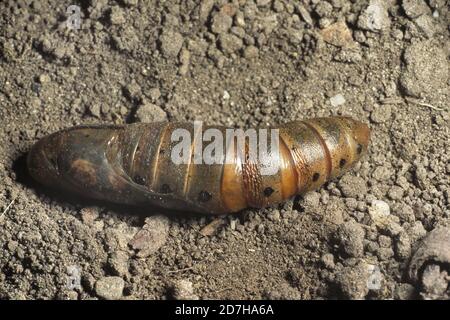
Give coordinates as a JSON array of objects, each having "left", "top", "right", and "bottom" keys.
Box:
[{"left": 0, "top": 0, "right": 449, "bottom": 300}]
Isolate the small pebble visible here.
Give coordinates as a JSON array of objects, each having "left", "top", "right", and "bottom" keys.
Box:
[
  {"left": 314, "top": 1, "right": 333, "bottom": 18},
  {"left": 421, "top": 264, "right": 449, "bottom": 298},
  {"left": 109, "top": 6, "right": 126, "bottom": 25},
  {"left": 338, "top": 175, "right": 367, "bottom": 198},
  {"left": 370, "top": 105, "right": 392, "bottom": 123},
  {"left": 86, "top": 103, "right": 101, "bottom": 118},
  {"left": 335, "top": 221, "right": 365, "bottom": 258},
  {"left": 243, "top": 45, "right": 259, "bottom": 59},
  {"left": 377, "top": 247, "right": 394, "bottom": 261},
  {"left": 211, "top": 13, "right": 232, "bottom": 34},
  {"left": 402, "top": 0, "right": 431, "bottom": 19},
  {"left": 80, "top": 207, "right": 99, "bottom": 225},
  {"left": 388, "top": 186, "right": 404, "bottom": 200},
  {"left": 395, "top": 231, "right": 411, "bottom": 260},
  {"left": 95, "top": 276, "right": 125, "bottom": 300},
  {"left": 407, "top": 221, "right": 427, "bottom": 243},
  {"left": 148, "top": 88, "right": 161, "bottom": 101},
  {"left": 369, "top": 200, "right": 390, "bottom": 220},
  {"left": 321, "top": 253, "right": 335, "bottom": 269},
  {"left": 219, "top": 34, "right": 243, "bottom": 54},
  {"left": 395, "top": 283, "right": 416, "bottom": 300},
  {"left": 329, "top": 94, "right": 346, "bottom": 107},
  {"left": 296, "top": 4, "right": 313, "bottom": 26},
  {"left": 107, "top": 251, "right": 129, "bottom": 276},
  {"left": 135, "top": 102, "right": 168, "bottom": 123},
  {"left": 268, "top": 209, "right": 281, "bottom": 222},
  {"left": 129, "top": 215, "right": 170, "bottom": 258},
  {"left": 159, "top": 30, "right": 183, "bottom": 58},
  {"left": 171, "top": 279, "right": 199, "bottom": 300},
  {"left": 302, "top": 191, "right": 321, "bottom": 210},
  {"left": 357, "top": 0, "right": 391, "bottom": 32},
  {"left": 336, "top": 261, "right": 370, "bottom": 299},
  {"left": 38, "top": 73, "right": 51, "bottom": 84}
]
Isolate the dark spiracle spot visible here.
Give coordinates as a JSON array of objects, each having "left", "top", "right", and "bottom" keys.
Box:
[
  {"left": 161, "top": 184, "right": 172, "bottom": 194},
  {"left": 312, "top": 172, "right": 320, "bottom": 182},
  {"left": 198, "top": 190, "right": 212, "bottom": 202},
  {"left": 357, "top": 144, "right": 363, "bottom": 154},
  {"left": 263, "top": 187, "right": 274, "bottom": 197},
  {"left": 133, "top": 175, "right": 146, "bottom": 185},
  {"left": 339, "top": 158, "right": 347, "bottom": 168}
]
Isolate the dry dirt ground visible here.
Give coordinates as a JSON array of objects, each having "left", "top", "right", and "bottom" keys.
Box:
[{"left": 0, "top": 0, "right": 449, "bottom": 300}]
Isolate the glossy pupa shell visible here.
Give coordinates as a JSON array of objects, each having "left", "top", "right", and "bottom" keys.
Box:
[{"left": 27, "top": 117, "right": 370, "bottom": 214}]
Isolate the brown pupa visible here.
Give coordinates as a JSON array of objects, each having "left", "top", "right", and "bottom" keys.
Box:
[{"left": 27, "top": 117, "right": 370, "bottom": 214}]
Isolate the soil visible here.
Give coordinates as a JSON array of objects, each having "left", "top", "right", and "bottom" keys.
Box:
[{"left": 0, "top": 0, "right": 449, "bottom": 300}]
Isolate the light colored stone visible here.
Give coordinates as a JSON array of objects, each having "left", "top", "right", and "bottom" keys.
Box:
[
  {"left": 402, "top": 0, "right": 431, "bottom": 18},
  {"left": 321, "top": 21, "right": 356, "bottom": 48},
  {"left": 95, "top": 276, "right": 125, "bottom": 300},
  {"left": 357, "top": 0, "right": 391, "bottom": 32},
  {"left": 211, "top": 13, "right": 232, "bottom": 34},
  {"left": 171, "top": 279, "right": 199, "bottom": 300},
  {"left": 400, "top": 40, "right": 448, "bottom": 97},
  {"left": 159, "top": 30, "right": 183, "bottom": 58},
  {"left": 108, "top": 251, "right": 129, "bottom": 276},
  {"left": 109, "top": 6, "right": 126, "bottom": 25},
  {"left": 368, "top": 200, "right": 390, "bottom": 222},
  {"left": 129, "top": 215, "right": 170, "bottom": 258},
  {"left": 330, "top": 93, "right": 346, "bottom": 107},
  {"left": 243, "top": 45, "right": 259, "bottom": 59},
  {"left": 219, "top": 34, "right": 243, "bottom": 54},
  {"left": 135, "top": 102, "right": 167, "bottom": 123}
]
